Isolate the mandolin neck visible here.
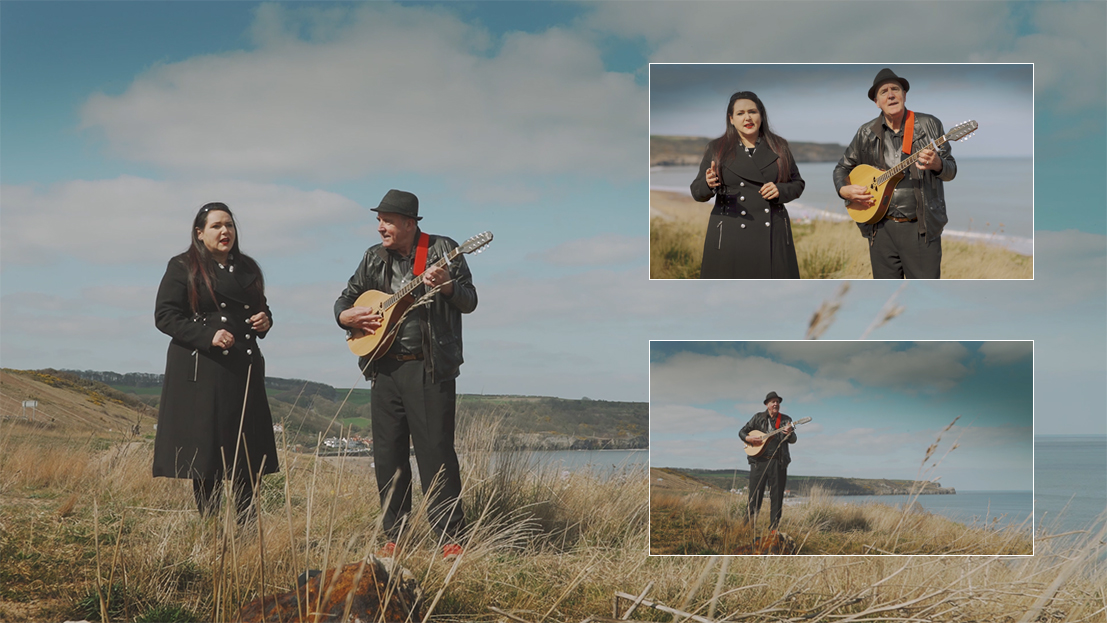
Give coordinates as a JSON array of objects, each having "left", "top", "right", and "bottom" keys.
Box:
[
  {"left": 381, "top": 247, "right": 462, "bottom": 311},
  {"left": 879, "top": 135, "right": 950, "bottom": 184}
]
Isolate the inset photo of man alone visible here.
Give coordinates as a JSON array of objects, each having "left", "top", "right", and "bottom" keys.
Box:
[{"left": 649, "top": 340, "right": 1033, "bottom": 556}]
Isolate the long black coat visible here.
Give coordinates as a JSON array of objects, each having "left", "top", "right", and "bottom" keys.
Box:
[
  {"left": 690, "top": 140, "right": 805, "bottom": 279},
  {"left": 152, "top": 253, "right": 279, "bottom": 480}
]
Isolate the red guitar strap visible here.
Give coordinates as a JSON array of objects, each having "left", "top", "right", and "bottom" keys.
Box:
[
  {"left": 902, "top": 110, "right": 914, "bottom": 155},
  {"left": 413, "top": 232, "right": 430, "bottom": 276}
]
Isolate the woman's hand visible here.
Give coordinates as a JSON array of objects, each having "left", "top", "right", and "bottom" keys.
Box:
[
  {"left": 705, "top": 160, "right": 720, "bottom": 189},
  {"left": 759, "top": 182, "right": 780, "bottom": 201},
  {"left": 249, "top": 312, "right": 271, "bottom": 332},
  {"left": 212, "top": 329, "right": 235, "bottom": 349}
]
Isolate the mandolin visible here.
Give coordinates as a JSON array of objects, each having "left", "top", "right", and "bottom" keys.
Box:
[
  {"left": 743, "top": 416, "right": 812, "bottom": 457},
  {"left": 345, "top": 231, "right": 493, "bottom": 359},
  {"left": 846, "top": 120, "right": 978, "bottom": 224}
]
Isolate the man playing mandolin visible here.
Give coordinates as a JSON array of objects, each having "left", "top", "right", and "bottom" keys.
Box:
[
  {"left": 740, "top": 391, "right": 798, "bottom": 531},
  {"left": 834, "top": 67, "right": 958, "bottom": 279},
  {"left": 334, "top": 189, "right": 478, "bottom": 558}
]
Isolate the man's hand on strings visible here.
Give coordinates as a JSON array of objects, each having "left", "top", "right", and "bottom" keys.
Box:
[{"left": 422, "top": 265, "right": 453, "bottom": 297}]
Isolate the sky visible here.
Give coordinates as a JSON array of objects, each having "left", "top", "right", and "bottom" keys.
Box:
[
  {"left": 0, "top": 1, "right": 1104, "bottom": 436},
  {"left": 650, "top": 341, "right": 1034, "bottom": 491},
  {"left": 650, "top": 64, "right": 1032, "bottom": 158}
]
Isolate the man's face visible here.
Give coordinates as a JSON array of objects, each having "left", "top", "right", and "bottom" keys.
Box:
[
  {"left": 875, "top": 81, "right": 906, "bottom": 120},
  {"left": 377, "top": 212, "right": 417, "bottom": 251},
  {"left": 766, "top": 398, "right": 781, "bottom": 416}
]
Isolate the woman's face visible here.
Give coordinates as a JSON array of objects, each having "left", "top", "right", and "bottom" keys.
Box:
[
  {"left": 197, "top": 210, "right": 236, "bottom": 258},
  {"left": 730, "top": 98, "right": 762, "bottom": 141}
]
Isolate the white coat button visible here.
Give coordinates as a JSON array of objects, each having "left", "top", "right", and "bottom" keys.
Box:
[
  {"left": 244, "top": 304, "right": 250, "bottom": 310},
  {"left": 245, "top": 334, "right": 251, "bottom": 340},
  {"left": 739, "top": 182, "right": 745, "bottom": 187},
  {"left": 740, "top": 224, "right": 746, "bottom": 229},
  {"left": 764, "top": 222, "right": 771, "bottom": 227},
  {"left": 246, "top": 349, "right": 253, "bottom": 355},
  {"left": 739, "top": 196, "right": 745, "bottom": 201},
  {"left": 220, "top": 302, "right": 226, "bottom": 308},
  {"left": 765, "top": 208, "right": 770, "bottom": 213},
  {"left": 221, "top": 316, "right": 227, "bottom": 322},
  {"left": 741, "top": 211, "right": 746, "bottom": 215},
  {"left": 222, "top": 350, "right": 229, "bottom": 355}
]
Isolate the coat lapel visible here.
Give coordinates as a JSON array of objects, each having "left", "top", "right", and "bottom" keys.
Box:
[{"left": 722, "top": 143, "right": 779, "bottom": 184}]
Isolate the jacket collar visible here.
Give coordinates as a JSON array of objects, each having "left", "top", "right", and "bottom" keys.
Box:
[{"left": 722, "top": 138, "right": 779, "bottom": 184}]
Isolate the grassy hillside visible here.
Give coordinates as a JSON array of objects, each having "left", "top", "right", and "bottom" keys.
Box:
[
  {"left": 650, "top": 481, "right": 1031, "bottom": 556},
  {"left": 58, "top": 369, "right": 649, "bottom": 449},
  {"left": 0, "top": 369, "right": 156, "bottom": 436}
]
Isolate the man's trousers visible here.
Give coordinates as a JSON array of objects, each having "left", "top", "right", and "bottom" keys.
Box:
[
  {"left": 868, "top": 219, "right": 942, "bottom": 279},
  {"left": 371, "top": 358, "right": 466, "bottom": 542},
  {"left": 748, "top": 457, "right": 788, "bottom": 530}
]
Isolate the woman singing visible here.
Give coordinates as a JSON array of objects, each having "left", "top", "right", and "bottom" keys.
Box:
[
  {"left": 152, "top": 202, "right": 278, "bottom": 521},
  {"left": 690, "top": 91, "right": 805, "bottom": 279}
]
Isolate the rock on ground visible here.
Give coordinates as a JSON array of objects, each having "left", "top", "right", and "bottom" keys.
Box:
[{"left": 238, "top": 556, "right": 421, "bottom": 622}]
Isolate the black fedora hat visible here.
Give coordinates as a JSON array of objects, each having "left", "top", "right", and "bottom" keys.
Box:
[
  {"left": 763, "top": 391, "right": 783, "bottom": 405},
  {"left": 868, "top": 68, "right": 910, "bottom": 101},
  {"left": 371, "top": 189, "right": 422, "bottom": 221}
]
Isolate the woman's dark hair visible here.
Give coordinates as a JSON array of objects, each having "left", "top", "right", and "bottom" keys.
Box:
[
  {"left": 713, "top": 91, "right": 795, "bottom": 184},
  {"left": 186, "top": 202, "right": 265, "bottom": 313}
]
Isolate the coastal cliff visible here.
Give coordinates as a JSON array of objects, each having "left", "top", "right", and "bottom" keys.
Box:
[
  {"left": 672, "top": 468, "right": 957, "bottom": 496},
  {"left": 651, "top": 135, "right": 848, "bottom": 166}
]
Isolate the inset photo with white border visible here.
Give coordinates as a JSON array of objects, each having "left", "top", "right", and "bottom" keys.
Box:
[
  {"left": 649, "top": 340, "right": 1033, "bottom": 556},
  {"left": 649, "top": 64, "right": 1033, "bottom": 280}
]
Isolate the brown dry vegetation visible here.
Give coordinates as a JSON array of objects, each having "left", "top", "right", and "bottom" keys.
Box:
[
  {"left": 2, "top": 374, "right": 1104, "bottom": 622},
  {"left": 651, "top": 485, "right": 1034, "bottom": 557},
  {"left": 650, "top": 190, "right": 1033, "bottom": 279}
]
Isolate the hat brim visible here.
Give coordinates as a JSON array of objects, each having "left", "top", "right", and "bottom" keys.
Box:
[
  {"left": 371, "top": 206, "right": 422, "bottom": 221},
  {"left": 869, "top": 77, "right": 910, "bottom": 101}
]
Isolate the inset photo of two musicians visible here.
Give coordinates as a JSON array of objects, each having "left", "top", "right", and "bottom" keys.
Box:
[
  {"left": 649, "top": 63, "right": 1032, "bottom": 280},
  {"left": 648, "top": 340, "right": 1033, "bottom": 556}
]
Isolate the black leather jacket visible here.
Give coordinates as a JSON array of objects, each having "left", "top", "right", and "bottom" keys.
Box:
[
  {"left": 833, "top": 111, "right": 957, "bottom": 242},
  {"left": 334, "top": 231, "right": 477, "bottom": 383},
  {"left": 739, "top": 411, "right": 797, "bottom": 465}
]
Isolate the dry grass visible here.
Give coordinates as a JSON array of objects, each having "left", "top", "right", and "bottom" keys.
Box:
[
  {"left": 650, "top": 190, "right": 1033, "bottom": 279},
  {"left": 2, "top": 415, "right": 1104, "bottom": 622},
  {"left": 650, "top": 484, "right": 1034, "bottom": 557}
]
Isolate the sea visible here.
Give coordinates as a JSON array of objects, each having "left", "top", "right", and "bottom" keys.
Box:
[
  {"left": 650, "top": 157, "right": 1033, "bottom": 255},
  {"left": 502, "top": 448, "right": 648, "bottom": 477},
  {"left": 1035, "top": 435, "right": 1107, "bottom": 537},
  {"left": 825, "top": 490, "right": 1033, "bottom": 532}
]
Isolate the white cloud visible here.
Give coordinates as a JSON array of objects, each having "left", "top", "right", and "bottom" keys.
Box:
[
  {"left": 649, "top": 351, "right": 855, "bottom": 405},
  {"left": 78, "top": 3, "right": 645, "bottom": 183},
  {"left": 649, "top": 404, "right": 735, "bottom": 436},
  {"left": 590, "top": 3, "right": 1013, "bottom": 64},
  {"left": 590, "top": 1, "right": 1104, "bottom": 120},
  {"left": 761, "top": 341, "right": 973, "bottom": 393},
  {"left": 0, "top": 176, "right": 361, "bottom": 265},
  {"left": 978, "top": 341, "right": 1033, "bottom": 366},
  {"left": 528, "top": 234, "right": 645, "bottom": 266}
]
